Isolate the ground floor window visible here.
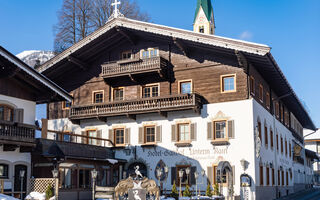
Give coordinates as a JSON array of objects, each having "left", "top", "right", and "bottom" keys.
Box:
[
  {"left": 59, "top": 168, "right": 77, "bottom": 189},
  {"left": 281, "top": 170, "right": 284, "bottom": 186},
  {"left": 266, "top": 167, "right": 270, "bottom": 186},
  {"left": 259, "top": 166, "right": 264, "bottom": 186},
  {"left": 0, "top": 164, "right": 8, "bottom": 179},
  {"left": 79, "top": 169, "right": 91, "bottom": 189},
  {"left": 286, "top": 171, "right": 289, "bottom": 186}
]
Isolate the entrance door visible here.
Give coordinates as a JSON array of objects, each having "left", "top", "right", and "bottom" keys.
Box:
[{"left": 14, "top": 165, "right": 27, "bottom": 197}]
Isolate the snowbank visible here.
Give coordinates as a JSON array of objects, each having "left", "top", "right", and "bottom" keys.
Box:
[
  {"left": 25, "top": 192, "right": 46, "bottom": 200},
  {"left": 0, "top": 194, "right": 18, "bottom": 200}
]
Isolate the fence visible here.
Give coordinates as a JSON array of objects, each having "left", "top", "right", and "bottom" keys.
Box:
[{"left": 29, "top": 178, "right": 56, "bottom": 194}]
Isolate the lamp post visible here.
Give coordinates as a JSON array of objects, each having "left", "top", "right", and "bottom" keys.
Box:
[
  {"left": 91, "top": 169, "right": 98, "bottom": 200},
  {"left": 186, "top": 167, "right": 190, "bottom": 186},
  {"left": 164, "top": 166, "right": 169, "bottom": 194},
  {"left": 52, "top": 169, "right": 59, "bottom": 200},
  {"left": 156, "top": 168, "right": 163, "bottom": 196},
  {"left": 178, "top": 169, "right": 184, "bottom": 198},
  {"left": 194, "top": 171, "right": 199, "bottom": 197},
  {"left": 19, "top": 170, "right": 25, "bottom": 200}
]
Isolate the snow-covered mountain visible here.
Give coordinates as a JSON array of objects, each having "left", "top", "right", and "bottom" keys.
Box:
[{"left": 16, "top": 50, "right": 55, "bottom": 67}]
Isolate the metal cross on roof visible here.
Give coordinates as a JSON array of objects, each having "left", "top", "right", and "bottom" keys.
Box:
[{"left": 112, "top": 0, "right": 121, "bottom": 18}]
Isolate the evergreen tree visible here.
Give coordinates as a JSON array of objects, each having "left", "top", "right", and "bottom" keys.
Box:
[
  {"left": 45, "top": 185, "right": 54, "bottom": 200},
  {"left": 183, "top": 184, "right": 192, "bottom": 197},
  {"left": 171, "top": 180, "right": 179, "bottom": 200},
  {"left": 206, "top": 184, "right": 213, "bottom": 197},
  {"left": 213, "top": 183, "right": 220, "bottom": 196}
]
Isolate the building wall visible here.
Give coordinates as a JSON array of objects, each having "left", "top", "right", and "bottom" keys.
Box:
[{"left": 0, "top": 94, "right": 36, "bottom": 125}]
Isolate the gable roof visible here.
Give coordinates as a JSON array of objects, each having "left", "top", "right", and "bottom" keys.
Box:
[
  {"left": 0, "top": 46, "right": 72, "bottom": 103},
  {"left": 35, "top": 16, "right": 315, "bottom": 130},
  {"left": 194, "top": 0, "right": 213, "bottom": 23}
]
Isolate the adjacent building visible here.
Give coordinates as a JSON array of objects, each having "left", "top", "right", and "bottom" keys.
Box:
[
  {"left": 304, "top": 129, "right": 320, "bottom": 184},
  {"left": 34, "top": 1, "right": 316, "bottom": 200},
  {"left": 0, "top": 46, "right": 72, "bottom": 198}
]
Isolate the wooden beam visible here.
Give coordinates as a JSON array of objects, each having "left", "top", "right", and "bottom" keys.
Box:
[
  {"left": 116, "top": 27, "right": 137, "bottom": 45},
  {"left": 41, "top": 118, "right": 48, "bottom": 139},
  {"left": 97, "top": 116, "right": 107, "bottom": 123},
  {"left": 126, "top": 114, "right": 136, "bottom": 120},
  {"left": 68, "top": 56, "right": 88, "bottom": 70},
  {"left": 158, "top": 111, "right": 167, "bottom": 118},
  {"left": 173, "top": 37, "right": 190, "bottom": 57},
  {"left": 235, "top": 50, "right": 248, "bottom": 71}
]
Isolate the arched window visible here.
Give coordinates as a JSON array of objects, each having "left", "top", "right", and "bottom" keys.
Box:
[
  {"left": 199, "top": 26, "right": 204, "bottom": 33},
  {"left": 0, "top": 164, "right": 9, "bottom": 179},
  {"left": 0, "top": 105, "right": 14, "bottom": 121}
]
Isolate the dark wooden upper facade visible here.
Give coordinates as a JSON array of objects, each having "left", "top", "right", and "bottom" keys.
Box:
[{"left": 38, "top": 17, "right": 315, "bottom": 138}]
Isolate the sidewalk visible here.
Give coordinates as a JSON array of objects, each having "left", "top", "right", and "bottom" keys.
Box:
[{"left": 276, "top": 188, "right": 318, "bottom": 200}]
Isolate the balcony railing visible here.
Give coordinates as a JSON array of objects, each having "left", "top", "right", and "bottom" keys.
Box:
[
  {"left": 0, "top": 120, "right": 35, "bottom": 143},
  {"left": 69, "top": 93, "right": 202, "bottom": 120},
  {"left": 101, "top": 56, "right": 167, "bottom": 78}
]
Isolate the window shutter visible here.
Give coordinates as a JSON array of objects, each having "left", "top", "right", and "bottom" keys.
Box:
[
  {"left": 97, "top": 130, "right": 102, "bottom": 146},
  {"left": 171, "top": 124, "right": 177, "bottom": 142},
  {"left": 207, "top": 122, "right": 213, "bottom": 140},
  {"left": 171, "top": 167, "right": 177, "bottom": 185},
  {"left": 228, "top": 120, "right": 235, "bottom": 139},
  {"left": 156, "top": 125, "right": 162, "bottom": 143},
  {"left": 108, "top": 129, "right": 114, "bottom": 145},
  {"left": 125, "top": 128, "right": 130, "bottom": 145},
  {"left": 81, "top": 131, "right": 86, "bottom": 144},
  {"left": 207, "top": 167, "right": 213, "bottom": 185},
  {"left": 138, "top": 127, "right": 144, "bottom": 144},
  {"left": 232, "top": 166, "right": 235, "bottom": 185},
  {"left": 190, "top": 166, "right": 197, "bottom": 185},
  {"left": 190, "top": 123, "right": 197, "bottom": 141},
  {"left": 14, "top": 109, "right": 24, "bottom": 123}
]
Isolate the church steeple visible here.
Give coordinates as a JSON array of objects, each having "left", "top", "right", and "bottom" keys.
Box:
[{"left": 193, "top": 0, "right": 215, "bottom": 35}]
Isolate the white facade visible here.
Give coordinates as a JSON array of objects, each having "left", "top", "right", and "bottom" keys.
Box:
[{"left": 304, "top": 129, "right": 320, "bottom": 184}]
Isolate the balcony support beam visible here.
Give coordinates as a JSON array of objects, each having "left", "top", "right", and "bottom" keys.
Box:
[
  {"left": 126, "top": 114, "right": 136, "bottom": 120},
  {"left": 97, "top": 116, "right": 107, "bottom": 123},
  {"left": 158, "top": 111, "right": 167, "bottom": 118}
]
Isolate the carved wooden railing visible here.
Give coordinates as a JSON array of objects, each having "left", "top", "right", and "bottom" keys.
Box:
[
  {"left": 0, "top": 120, "right": 35, "bottom": 142},
  {"left": 101, "top": 56, "right": 166, "bottom": 77},
  {"left": 69, "top": 93, "right": 202, "bottom": 120}
]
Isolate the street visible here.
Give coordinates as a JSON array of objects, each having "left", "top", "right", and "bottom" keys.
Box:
[{"left": 277, "top": 189, "right": 320, "bottom": 200}]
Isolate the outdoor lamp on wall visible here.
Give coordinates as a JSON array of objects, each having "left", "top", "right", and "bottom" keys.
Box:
[
  {"left": 240, "top": 159, "right": 248, "bottom": 172},
  {"left": 91, "top": 169, "right": 98, "bottom": 179},
  {"left": 52, "top": 169, "right": 59, "bottom": 178},
  {"left": 178, "top": 169, "right": 184, "bottom": 198}
]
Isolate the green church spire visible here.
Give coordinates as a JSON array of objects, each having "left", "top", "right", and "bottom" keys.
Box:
[{"left": 194, "top": 0, "right": 213, "bottom": 23}]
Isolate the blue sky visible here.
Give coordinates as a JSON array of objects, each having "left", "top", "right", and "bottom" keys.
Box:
[{"left": 0, "top": 0, "right": 319, "bottom": 128}]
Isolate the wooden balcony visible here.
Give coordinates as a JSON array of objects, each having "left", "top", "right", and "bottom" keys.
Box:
[
  {"left": 0, "top": 120, "right": 35, "bottom": 147},
  {"left": 101, "top": 56, "right": 169, "bottom": 85},
  {"left": 69, "top": 93, "right": 203, "bottom": 122}
]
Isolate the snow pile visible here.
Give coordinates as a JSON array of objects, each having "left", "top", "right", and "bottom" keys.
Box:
[
  {"left": 25, "top": 192, "right": 46, "bottom": 200},
  {"left": 0, "top": 194, "right": 18, "bottom": 200},
  {"left": 16, "top": 50, "right": 55, "bottom": 67}
]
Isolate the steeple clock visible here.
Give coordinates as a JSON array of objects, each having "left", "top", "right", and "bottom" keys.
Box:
[{"left": 193, "top": 0, "right": 215, "bottom": 35}]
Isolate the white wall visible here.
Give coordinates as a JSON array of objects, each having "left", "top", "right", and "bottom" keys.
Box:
[{"left": 0, "top": 94, "right": 36, "bottom": 125}]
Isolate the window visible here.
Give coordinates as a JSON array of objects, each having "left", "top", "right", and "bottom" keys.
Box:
[
  {"left": 214, "top": 121, "right": 227, "bottom": 140},
  {"left": 113, "top": 88, "right": 124, "bottom": 101},
  {"left": 285, "top": 140, "right": 287, "bottom": 156},
  {"left": 79, "top": 169, "right": 91, "bottom": 189},
  {"left": 179, "top": 80, "right": 192, "bottom": 94},
  {"left": 0, "top": 164, "right": 9, "bottom": 179},
  {"left": 176, "top": 165, "right": 191, "bottom": 186},
  {"left": 281, "top": 170, "right": 284, "bottom": 186},
  {"left": 121, "top": 51, "right": 132, "bottom": 60},
  {"left": 258, "top": 121, "right": 262, "bottom": 142},
  {"left": 93, "top": 91, "right": 104, "bottom": 104},
  {"left": 62, "top": 101, "right": 72, "bottom": 110},
  {"left": 286, "top": 171, "right": 288, "bottom": 186},
  {"left": 284, "top": 111, "right": 289, "bottom": 126},
  {"left": 275, "top": 102, "right": 279, "bottom": 118},
  {"left": 59, "top": 168, "right": 78, "bottom": 189},
  {"left": 264, "top": 126, "right": 268, "bottom": 147},
  {"left": 114, "top": 129, "right": 125, "bottom": 146},
  {"left": 280, "top": 105, "right": 284, "bottom": 122},
  {"left": 260, "top": 166, "right": 264, "bottom": 186},
  {"left": 87, "top": 130, "right": 97, "bottom": 145},
  {"left": 278, "top": 170, "right": 280, "bottom": 186},
  {"left": 141, "top": 48, "right": 158, "bottom": 59},
  {"left": 272, "top": 168, "right": 275, "bottom": 185},
  {"left": 289, "top": 143, "right": 292, "bottom": 158},
  {"left": 266, "top": 92, "right": 270, "bottom": 109},
  {"left": 178, "top": 123, "right": 190, "bottom": 142},
  {"left": 270, "top": 130, "right": 274, "bottom": 149},
  {"left": 199, "top": 26, "right": 204, "bottom": 33},
  {"left": 145, "top": 126, "right": 155, "bottom": 144},
  {"left": 250, "top": 76, "right": 255, "bottom": 95},
  {"left": 259, "top": 84, "right": 263, "bottom": 102},
  {"left": 221, "top": 75, "right": 236, "bottom": 93},
  {"left": 266, "top": 167, "right": 270, "bottom": 186},
  {"left": 142, "top": 85, "right": 159, "bottom": 98},
  {"left": 0, "top": 105, "right": 13, "bottom": 121}
]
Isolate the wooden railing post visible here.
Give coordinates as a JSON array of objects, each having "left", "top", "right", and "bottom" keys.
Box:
[{"left": 41, "top": 118, "right": 48, "bottom": 139}]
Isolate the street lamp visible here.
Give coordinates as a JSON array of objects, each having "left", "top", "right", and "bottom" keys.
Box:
[
  {"left": 91, "top": 169, "right": 98, "bottom": 200},
  {"left": 194, "top": 171, "right": 199, "bottom": 197},
  {"left": 156, "top": 168, "right": 163, "bottom": 195},
  {"left": 19, "top": 170, "right": 25, "bottom": 200},
  {"left": 178, "top": 169, "right": 184, "bottom": 198},
  {"left": 52, "top": 169, "right": 59, "bottom": 200},
  {"left": 200, "top": 169, "right": 205, "bottom": 196},
  {"left": 186, "top": 168, "right": 190, "bottom": 186}
]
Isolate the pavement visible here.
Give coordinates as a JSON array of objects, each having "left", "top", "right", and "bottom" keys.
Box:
[{"left": 276, "top": 189, "right": 320, "bottom": 200}]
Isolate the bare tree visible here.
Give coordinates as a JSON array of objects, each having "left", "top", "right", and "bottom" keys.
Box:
[{"left": 54, "top": 0, "right": 149, "bottom": 53}]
